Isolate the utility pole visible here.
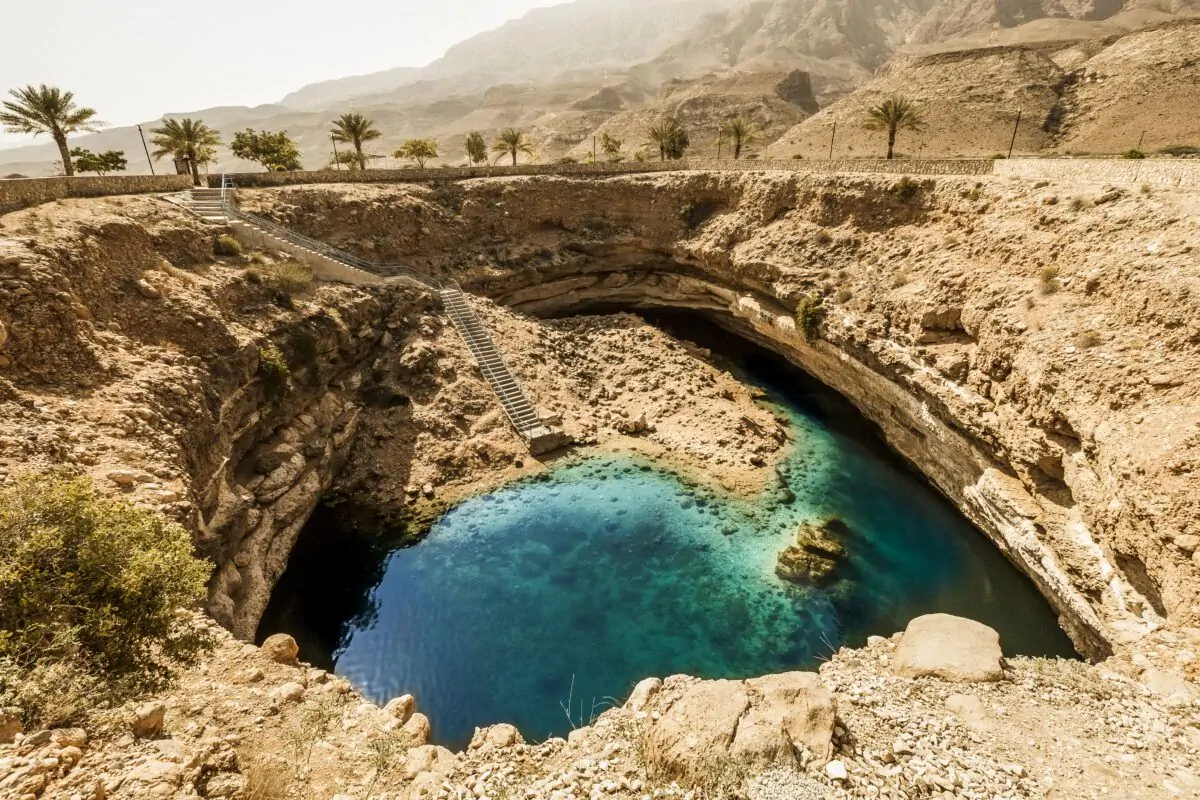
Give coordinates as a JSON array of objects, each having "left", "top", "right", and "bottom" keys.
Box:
[
  {"left": 829, "top": 121, "right": 836, "bottom": 160},
  {"left": 137, "top": 125, "right": 155, "bottom": 175},
  {"left": 1007, "top": 109, "right": 1022, "bottom": 159},
  {"left": 593, "top": 136, "right": 597, "bottom": 164},
  {"left": 331, "top": 135, "right": 341, "bottom": 171},
  {"left": 717, "top": 130, "right": 723, "bottom": 160}
]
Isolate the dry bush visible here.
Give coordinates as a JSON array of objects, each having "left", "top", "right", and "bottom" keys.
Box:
[
  {"left": 214, "top": 234, "right": 243, "bottom": 256},
  {"left": 1039, "top": 266, "right": 1061, "bottom": 295},
  {"left": 266, "top": 261, "right": 315, "bottom": 296},
  {"left": 1074, "top": 329, "right": 1102, "bottom": 349},
  {"left": 241, "top": 750, "right": 293, "bottom": 800}
]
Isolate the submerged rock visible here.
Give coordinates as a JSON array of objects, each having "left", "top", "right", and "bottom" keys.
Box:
[{"left": 775, "top": 518, "right": 849, "bottom": 585}]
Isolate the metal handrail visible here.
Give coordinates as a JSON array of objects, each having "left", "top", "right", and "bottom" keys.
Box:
[
  {"left": 218, "top": 174, "right": 443, "bottom": 289},
  {"left": 215, "top": 175, "right": 545, "bottom": 437}
]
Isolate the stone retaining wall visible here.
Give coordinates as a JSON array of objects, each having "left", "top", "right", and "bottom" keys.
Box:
[
  {"left": 994, "top": 158, "right": 1200, "bottom": 187},
  {"left": 208, "top": 158, "right": 994, "bottom": 188},
  {"left": 0, "top": 174, "right": 193, "bottom": 214}
]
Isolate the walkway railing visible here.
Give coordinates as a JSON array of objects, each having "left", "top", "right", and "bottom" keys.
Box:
[{"left": 215, "top": 175, "right": 556, "bottom": 446}]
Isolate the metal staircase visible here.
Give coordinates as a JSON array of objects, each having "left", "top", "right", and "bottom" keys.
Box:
[
  {"left": 180, "top": 176, "right": 567, "bottom": 453},
  {"left": 439, "top": 285, "right": 556, "bottom": 442}
]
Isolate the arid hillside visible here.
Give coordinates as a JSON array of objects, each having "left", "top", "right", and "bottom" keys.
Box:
[
  {"left": 4, "top": 0, "right": 1200, "bottom": 176},
  {"left": 772, "top": 18, "right": 1200, "bottom": 158}
]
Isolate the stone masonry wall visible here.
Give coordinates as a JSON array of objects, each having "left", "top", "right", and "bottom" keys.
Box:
[
  {"left": 209, "top": 158, "right": 994, "bottom": 188},
  {"left": 0, "top": 174, "right": 193, "bottom": 214},
  {"left": 995, "top": 158, "right": 1200, "bottom": 187}
]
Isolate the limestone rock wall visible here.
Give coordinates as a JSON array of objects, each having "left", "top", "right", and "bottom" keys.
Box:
[{"left": 250, "top": 171, "right": 1200, "bottom": 660}]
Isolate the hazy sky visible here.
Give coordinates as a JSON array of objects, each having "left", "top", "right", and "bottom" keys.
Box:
[{"left": 0, "top": 0, "right": 565, "bottom": 148}]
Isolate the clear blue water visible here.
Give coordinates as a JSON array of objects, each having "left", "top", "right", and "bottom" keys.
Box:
[{"left": 259, "top": 314, "right": 1075, "bottom": 749}]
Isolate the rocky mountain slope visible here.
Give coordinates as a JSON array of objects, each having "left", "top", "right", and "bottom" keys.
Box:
[
  {"left": 5, "top": 0, "right": 1200, "bottom": 176},
  {"left": 772, "top": 17, "right": 1200, "bottom": 158}
]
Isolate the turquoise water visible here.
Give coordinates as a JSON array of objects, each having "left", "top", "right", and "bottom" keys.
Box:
[{"left": 259, "top": 315, "right": 1075, "bottom": 749}]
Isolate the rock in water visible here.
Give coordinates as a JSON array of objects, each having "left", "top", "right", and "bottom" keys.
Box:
[
  {"left": 775, "top": 518, "right": 849, "bottom": 585},
  {"left": 893, "top": 614, "right": 1004, "bottom": 682}
]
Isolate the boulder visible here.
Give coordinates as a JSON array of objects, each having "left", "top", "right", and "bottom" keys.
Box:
[
  {"left": 401, "top": 712, "right": 432, "bottom": 747},
  {"left": 271, "top": 682, "right": 306, "bottom": 704},
  {"left": 130, "top": 701, "right": 167, "bottom": 738},
  {"left": 893, "top": 614, "right": 1004, "bottom": 682},
  {"left": 384, "top": 694, "right": 415, "bottom": 724},
  {"left": 469, "top": 723, "right": 523, "bottom": 750},
  {"left": 776, "top": 519, "right": 848, "bottom": 585},
  {"left": 1142, "top": 668, "right": 1197, "bottom": 705},
  {"left": 403, "top": 744, "right": 458, "bottom": 779},
  {"left": 260, "top": 633, "right": 299, "bottom": 664},
  {"left": 731, "top": 672, "right": 836, "bottom": 766},
  {"left": 135, "top": 279, "right": 162, "bottom": 299},
  {"left": 625, "top": 677, "right": 663, "bottom": 711},
  {"left": 645, "top": 680, "right": 749, "bottom": 780}
]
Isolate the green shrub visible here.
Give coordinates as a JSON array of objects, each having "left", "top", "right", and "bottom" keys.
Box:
[
  {"left": 259, "top": 344, "right": 291, "bottom": 399},
  {"left": 0, "top": 472, "right": 212, "bottom": 704},
  {"left": 795, "top": 295, "right": 826, "bottom": 341},
  {"left": 791, "top": 153, "right": 804, "bottom": 160},
  {"left": 990, "top": 153, "right": 1007, "bottom": 159},
  {"left": 890, "top": 176, "right": 921, "bottom": 201},
  {"left": 1121, "top": 149, "right": 1146, "bottom": 160},
  {"left": 214, "top": 234, "right": 243, "bottom": 256}
]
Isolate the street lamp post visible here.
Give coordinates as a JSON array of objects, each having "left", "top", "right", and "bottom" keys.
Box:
[{"left": 137, "top": 125, "right": 155, "bottom": 175}]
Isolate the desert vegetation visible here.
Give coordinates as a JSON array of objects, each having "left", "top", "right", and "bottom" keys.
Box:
[
  {"left": 1, "top": 84, "right": 103, "bottom": 176},
  {"left": 231, "top": 128, "right": 303, "bottom": 172},
  {"left": 864, "top": 95, "right": 924, "bottom": 160},
  {"left": 492, "top": 128, "right": 536, "bottom": 165},
  {"left": 0, "top": 472, "right": 212, "bottom": 727},
  {"left": 330, "top": 112, "right": 382, "bottom": 171},
  {"left": 150, "top": 117, "right": 222, "bottom": 185}
]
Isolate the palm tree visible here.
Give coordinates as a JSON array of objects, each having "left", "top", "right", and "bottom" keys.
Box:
[
  {"left": 330, "top": 113, "right": 382, "bottom": 171},
  {"left": 721, "top": 116, "right": 759, "bottom": 159},
  {"left": 150, "top": 118, "right": 222, "bottom": 185},
  {"left": 647, "top": 118, "right": 689, "bottom": 161},
  {"left": 491, "top": 128, "right": 535, "bottom": 165},
  {"left": 0, "top": 85, "right": 103, "bottom": 177},
  {"left": 465, "top": 131, "right": 488, "bottom": 165},
  {"left": 864, "top": 96, "right": 924, "bottom": 160}
]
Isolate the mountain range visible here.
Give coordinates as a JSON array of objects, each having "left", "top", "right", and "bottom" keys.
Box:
[{"left": 2, "top": 0, "right": 1198, "bottom": 176}]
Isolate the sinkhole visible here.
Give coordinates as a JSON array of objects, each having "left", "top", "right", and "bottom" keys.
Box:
[{"left": 258, "top": 311, "right": 1076, "bottom": 749}]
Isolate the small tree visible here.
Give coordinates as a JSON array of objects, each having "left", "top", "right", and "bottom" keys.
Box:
[
  {"left": 864, "top": 96, "right": 924, "bottom": 160},
  {"left": 150, "top": 117, "right": 222, "bottom": 185},
  {"left": 721, "top": 116, "right": 759, "bottom": 159},
  {"left": 230, "top": 129, "right": 302, "bottom": 171},
  {"left": 330, "top": 113, "right": 382, "bottom": 171},
  {"left": 600, "top": 132, "right": 623, "bottom": 162},
  {"left": 647, "top": 118, "right": 689, "bottom": 161},
  {"left": 465, "top": 131, "right": 488, "bottom": 165},
  {"left": 70, "top": 148, "right": 127, "bottom": 176},
  {"left": 395, "top": 138, "right": 438, "bottom": 168},
  {"left": 491, "top": 128, "right": 535, "bottom": 165},
  {"left": 0, "top": 471, "right": 212, "bottom": 685},
  {"left": 1, "top": 85, "right": 104, "bottom": 177}
]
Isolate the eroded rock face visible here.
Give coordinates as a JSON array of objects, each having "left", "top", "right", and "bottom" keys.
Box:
[
  {"left": 247, "top": 172, "right": 1200, "bottom": 664},
  {"left": 893, "top": 613, "right": 1004, "bottom": 682},
  {"left": 645, "top": 672, "right": 836, "bottom": 782}
]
